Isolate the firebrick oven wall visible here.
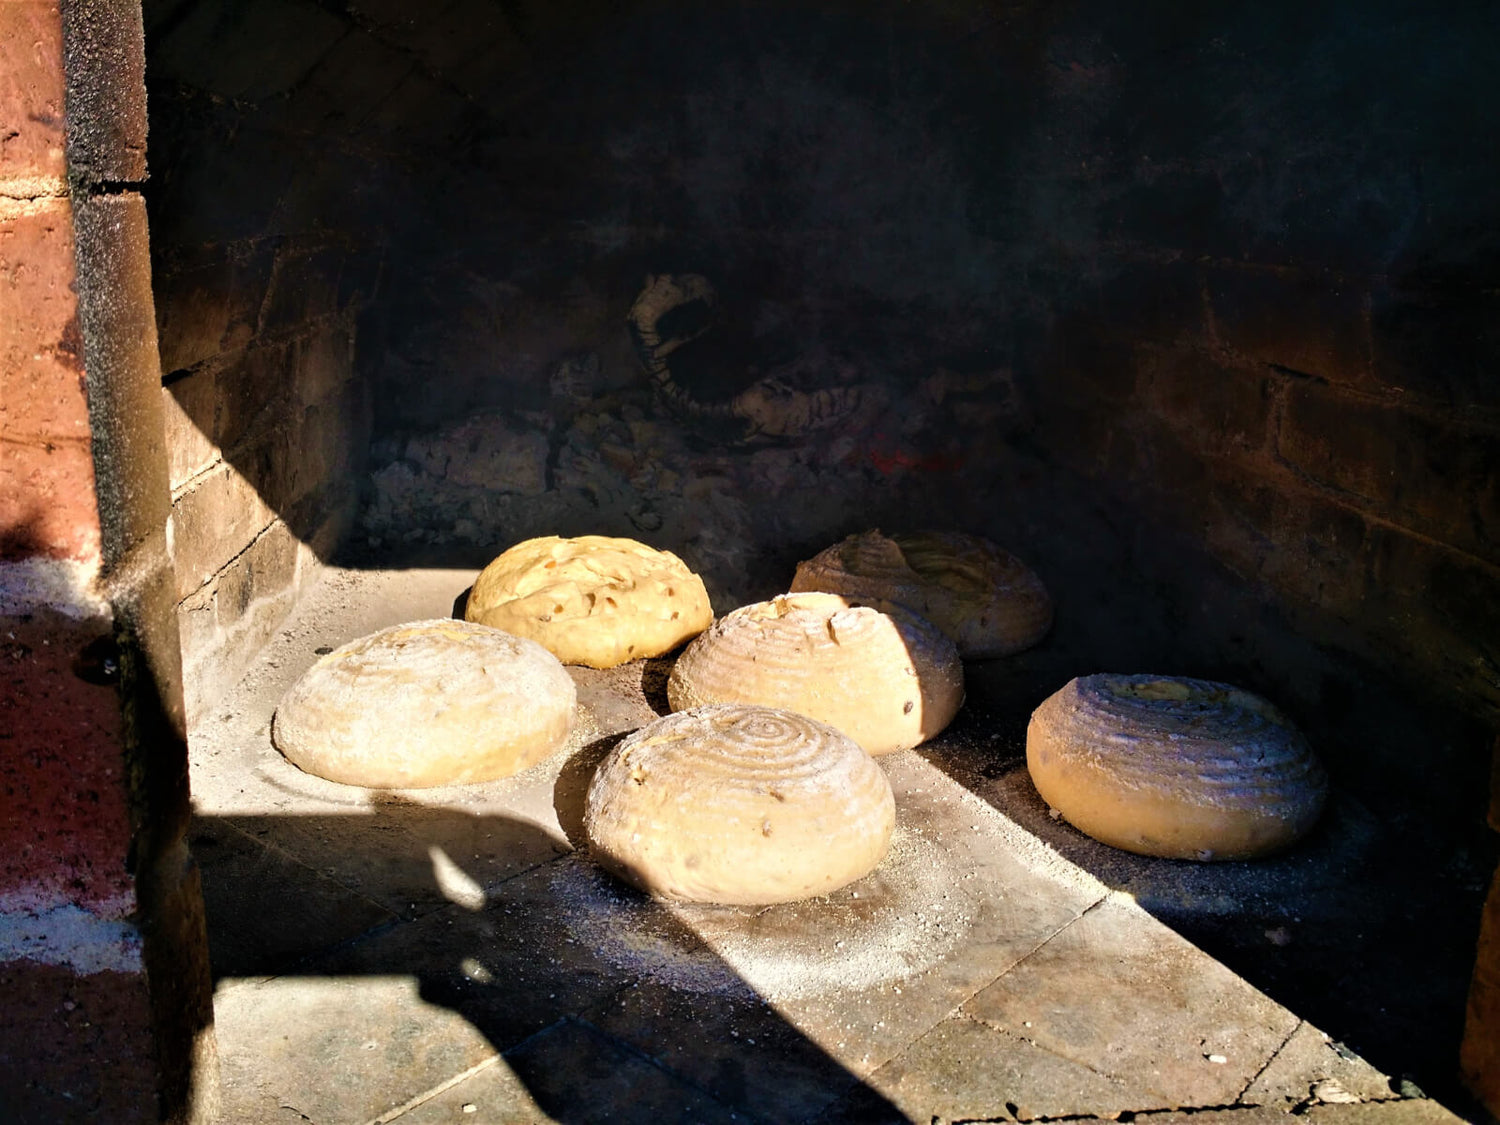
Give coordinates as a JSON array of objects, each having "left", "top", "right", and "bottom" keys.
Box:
[{"left": 141, "top": 2, "right": 1499, "bottom": 802}]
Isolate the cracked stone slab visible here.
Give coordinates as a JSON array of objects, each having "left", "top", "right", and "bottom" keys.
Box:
[
  {"left": 816, "top": 1013, "right": 1168, "bottom": 1124},
  {"left": 391, "top": 1017, "right": 750, "bottom": 1124},
  {"left": 213, "top": 975, "right": 497, "bottom": 1125},
  {"left": 963, "top": 894, "right": 1301, "bottom": 1106},
  {"left": 571, "top": 752, "right": 1103, "bottom": 1121},
  {"left": 1139, "top": 1098, "right": 1468, "bottom": 1125},
  {"left": 1242, "top": 1020, "right": 1398, "bottom": 1109}
]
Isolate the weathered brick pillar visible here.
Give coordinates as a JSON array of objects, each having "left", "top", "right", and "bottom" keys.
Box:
[{"left": 0, "top": 0, "right": 217, "bottom": 1121}]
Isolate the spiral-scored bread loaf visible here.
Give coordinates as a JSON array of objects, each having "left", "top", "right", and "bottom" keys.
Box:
[
  {"left": 666, "top": 592, "right": 964, "bottom": 756},
  {"left": 584, "top": 705, "right": 895, "bottom": 904},
  {"left": 272, "top": 619, "right": 576, "bottom": 788},
  {"left": 791, "top": 529, "right": 1052, "bottom": 658},
  {"left": 464, "top": 535, "right": 713, "bottom": 669},
  {"left": 1026, "top": 674, "right": 1328, "bottom": 861}
]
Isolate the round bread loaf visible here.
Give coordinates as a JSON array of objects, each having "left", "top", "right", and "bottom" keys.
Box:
[
  {"left": 464, "top": 535, "right": 713, "bottom": 669},
  {"left": 791, "top": 529, "right": 1052, "bottom": 658},
  {"left": 1026, "top": 674, "right": 1327, "bottom": 861},
  {"left": 584, "top": 705, "right": 895, "bottom": 904},
  {"left": 666, "top": 592, "right": 964, "bottom": 756},
  {"left": 272, "top": 619, "right": 576, "bottom": 788}
]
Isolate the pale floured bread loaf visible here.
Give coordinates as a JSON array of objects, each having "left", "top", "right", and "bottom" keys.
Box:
[
  {"left": 791, "top": 529, "right": 1052, "bottom": 658},
  {"left": 464, "top": 535, "right": 713, "bottom": 669},
  {"left": 585, "top": 704, "right": 895, "bottom": 904},
  {"left": 666, "top": 592, "right": 964, "bottom": 756},
  {"left": 273, "top": 619, "right": 576, "bottom": 788},
  {"left": 1026, "top": 674, "right": 1328, "bottom": 861}
]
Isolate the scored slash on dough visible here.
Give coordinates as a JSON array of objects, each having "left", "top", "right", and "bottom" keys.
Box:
[
  {"left": 791, "top": 529, "right": 1052, "bottom": 659},
  {"left": 464, "top": 534, "right": 713, "bottom": 669},
  {"left": 665, "top": 592, "right": 964, "bottom": 756}
]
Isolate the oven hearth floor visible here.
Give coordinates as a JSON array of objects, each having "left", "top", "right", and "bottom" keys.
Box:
[{"left": 188, "top": 566, "right": 1476, "bottom": 1125}]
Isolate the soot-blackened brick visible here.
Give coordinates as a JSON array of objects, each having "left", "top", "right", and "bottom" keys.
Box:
[
  {"left": 149, "top": 0, "right": 348, "bottom": 103},
  {"left": 1142, "top": 345, "right": 1271, "bottom": 456},
  {"left": 1278, "top": 383, "right": 1500, "bottom": 564},
  {"left": 1100, "top": 168, "right": 1237, "bottom": 259},
  {"left": 259, "top": 243, "right": 345, "bottom": 335},
  {"left": 1037, "top": 320, "right": 1141, "bottom": 406},
  {"left": 1089, "top": 259, "right": 1206, "bottom": 345},
  {"left": 1370, "top": 285, "right": 1500, "bottom": 412},
  {"left": 152, "top": 242, "right": 277, "bottom": 375},
  {"left": 1365, "top": 524, "right": 1500, "bottom": 715},
  {"left": 1207, "top": 267, "right": 1371, "bottom": 387},
  {"left": 281, "top": 30, "right": 412, "bottom": 137},
  {"left": 214, "top": 342, "right": 297, "bottom": 457}
]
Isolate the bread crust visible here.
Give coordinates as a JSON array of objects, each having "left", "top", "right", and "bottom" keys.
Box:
[
  {"left": 791, "top": 530, "right": 1052, "bottom": 659},
  {"left": 666, "top": 592, "right": 964, "bottom": 756},
  {"left": 584, "top": 704, "right": 895, "bottom": 904},
  {"left": 273, "top": 619, "right": 576, "bottom": 788},
  {"left": 1026, "top": 673, "right": 1327, "bottom": 860},
  {"left": 465, "top": 535, "right": 713, "bottom": 669}
]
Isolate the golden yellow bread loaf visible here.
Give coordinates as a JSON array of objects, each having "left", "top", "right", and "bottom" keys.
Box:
[
  {"left": 1026, "top": 674, "right": 1328, "bottom": 861},
  {"left": 791, "top": 529, "right": 1052, "bottom": 658},
  {"left": 464, "top": 535, "right": 713, "bottom": 668},
  {"left": 666, "top": 592, "right": 964, "bottom": 756},
  {"left": 272, "top": 619, "right": 576, "bottom": 788},
  {"left": 584, "top": 704, "right": 895, "bottom": 904}
]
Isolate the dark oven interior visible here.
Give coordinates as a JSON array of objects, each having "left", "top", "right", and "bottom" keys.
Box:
[{"left": 140, "top": 0, "right": 1499, "bottom": 1111}]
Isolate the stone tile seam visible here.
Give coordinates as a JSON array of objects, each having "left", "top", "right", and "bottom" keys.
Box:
[
  {"left": 940, "top": 1009, "right": 1153, "bottom": 1106},
  {"left": 361, "top": 1052, "right": 503, "bottom": 1125},
  {"left": 208, "top": 815, "right": 401, "bottom": 942},
  {"left": 926, "top": 889, "right": 1113, "bottom": 1044},
  {"left": 951, "top": 1092, "right": 1431, "bottom": 1125},
  {"left": 1231, "top": 1018, "right": 1304, "bottom": 1104},
  {"left": 205, "top": 818, "right": 576, "bottom": 956},
  {"left": 294, "top": 0, "right": 524, "bottom": 121}
]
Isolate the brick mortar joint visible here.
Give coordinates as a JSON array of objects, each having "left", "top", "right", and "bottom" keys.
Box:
[
  {"left": 172, "top": 514, "right": 287, "bottom": 605},
  {"left": 1273, "top": 374, "right": 1500, "bottom": 436},
  {"left": 1198, "top": 444, "right": 1500, "bottom": 581},
  {"left": 0, "top": 177, "right": 70, "bottom": 203}
]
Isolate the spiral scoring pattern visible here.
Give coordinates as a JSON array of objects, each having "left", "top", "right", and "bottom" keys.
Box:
[
  {"left": 585, "top": 704, "right": 896, "bottom": 904},
  {"left": 666, "top": 592, "right": 964, "bottom": 755},
  {"left": 791, "top": 530, "right": 1052, "bottom": 658},
  {"left": 273, "top": 619, "right": 576, "bottom": 788},
  {"left": 1026, "top": 674, "right": 1328, "bottom": 861}
]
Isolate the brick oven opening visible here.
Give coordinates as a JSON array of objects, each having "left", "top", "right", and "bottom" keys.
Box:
[
  {"left": 4, "top": 0, "right": 1497, "bottom": 1120},
  {"left": 140, "top": 0, "right": 1500, "bottom": 1116}
]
